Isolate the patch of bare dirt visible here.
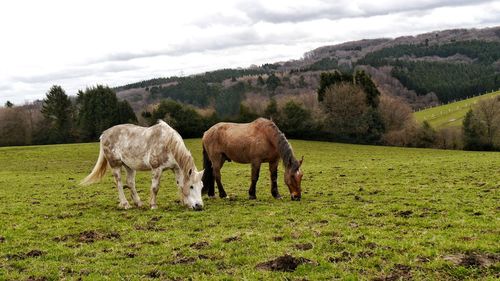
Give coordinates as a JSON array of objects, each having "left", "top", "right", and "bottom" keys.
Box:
[
  {"left": 256, "top": 254, "right": 317, "bottom": 272},
  {"left": 170, "top": 255, "right": 197, "bottom": 265},
  {"left": 443, "top": 252, "right": 499, "bottom": 268},
  {"left": 53, "top": 230, "right": 120, "bottom": 243},
  {"left": 147, "top": 269, "right": 163, "bottom": 278},
  {"left": 5, "top": 249, "right": 45, "bottom": 260},
  {"left": 395, "top": 210, "right": 413, "bottom": 218},
  {"left": 295, "top": 243, "right": 313, "bottom": 251},
  {"left": 125, "top": 252, "right": 136, "bottom": 258},
  {"left": 190, "top": 241, "right": 209, "bottom": 249},
  {"left": 26, "top": 276, "right": 48, "bottom": 281},
  {"left": 223, "top": 236, "right": 241, "bottom": 243}
]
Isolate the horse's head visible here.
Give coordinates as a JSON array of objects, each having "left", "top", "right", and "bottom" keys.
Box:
[
  {"left": 181, "top": 169, "right": 204, "bottom": 211},
  {"left": 284, "top": 156, "right": 303, "bottom": 201}
]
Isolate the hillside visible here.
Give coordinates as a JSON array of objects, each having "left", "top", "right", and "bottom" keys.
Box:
[
  {"left": 116, "top": 26, "right": 500, "bottom": 115},
  {"left": 414, "top": 90, "right": 500, "bottom": 129}
]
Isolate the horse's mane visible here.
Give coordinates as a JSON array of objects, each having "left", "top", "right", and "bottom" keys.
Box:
[
  {"left": 265, "top": 120, "right": 300, "bottom": 171},
  {"left": 158, "top": 120, "right": 196, "bottom": 179}
]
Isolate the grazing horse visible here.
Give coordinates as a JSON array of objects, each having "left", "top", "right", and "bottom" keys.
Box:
[
  {"left": 81, "top": 120, "right": 204, "bottom": 210},
  {"left": 202, "top": 118, "right": 303, "bottom": 201}
]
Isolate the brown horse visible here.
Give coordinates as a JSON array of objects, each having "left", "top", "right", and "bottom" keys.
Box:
[{"left": 202, "top": 118, "right": 303, "bottom": 200}]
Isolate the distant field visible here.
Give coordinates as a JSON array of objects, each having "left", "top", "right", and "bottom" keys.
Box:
[
  {"left": 0, "top": 140, "right": 499, "bottom": 280},
  {"left": 414, "top": 90, "right": 500, "bottom": 129}
]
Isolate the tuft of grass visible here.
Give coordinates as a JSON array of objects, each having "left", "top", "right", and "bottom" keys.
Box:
[
  {"left": 0, "top": 140, "right": 498, "bottom": 280},
  {"left": 414, "top": 90, "right": 500, "bottom": 128}
]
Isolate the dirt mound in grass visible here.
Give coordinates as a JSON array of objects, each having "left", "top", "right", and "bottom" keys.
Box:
[
  {"left": 295, "top": 243, "right": 313, "bottom": 250},
  {"left": 443, "top": 252, "right": 499, "bottom": 268},
  {"left": 53, "top": 230, "right": 120, "bottom": 243},
  {"left": 256, "top": 254, "right": 317, "bottom": 272}
]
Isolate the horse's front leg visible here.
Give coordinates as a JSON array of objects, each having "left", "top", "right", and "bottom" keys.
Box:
[
  {"left": 112, "top": 167, "right": 131, "bottom": 209},
  {"left": 149, "top": 168, "right": 162, "bottom": 209},
  {"left": 269, "top": 160, "right": 282, "bottom": 199},
  {"left": 248, "top": 162, "right": 261, "bottom": 200},
  {"left": 213, "top": 164, "right": 227, "bottom": 198}
]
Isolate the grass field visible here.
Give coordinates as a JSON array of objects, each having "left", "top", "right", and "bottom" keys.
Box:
[
  {"left": 0, "top": 140, "right": 499, "bottom": 280},
  {"left": 414, "top": 90, "right": 500, "bottom": 129}
]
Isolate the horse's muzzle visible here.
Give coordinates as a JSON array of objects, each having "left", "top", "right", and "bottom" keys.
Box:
[
  {"left": 192, "top": 203, "right": 203, "bottom": 211},
  {"left": 291, "top": 195, "right": 301, "bottom": 201}
]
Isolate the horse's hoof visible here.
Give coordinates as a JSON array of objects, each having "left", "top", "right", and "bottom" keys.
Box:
[
  {"left": 220, "top": 194, "right": 228, "bottom": 199},
  {"left": 273, "top": 195, "right": 283, "bottom": 200},
  {"left": 150, "top": 204, "right": 158, "bottom": 210},
  {"left": 119, "top": 202, "right": 131, "bottom": 209},
  {"left": 135, "top": 201, "right": 144, "bottom": 208},
  {"left": 208, "top": 195, "right": 216, "bottom": 199},
  {"left": 249, "top": 195, "right": 257, "bottom": 200}
]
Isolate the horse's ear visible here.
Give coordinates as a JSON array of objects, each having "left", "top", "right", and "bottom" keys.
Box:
[
  {"left": 197, "top": 170, "right": 204, "bottom": 181},
  {"left": 299, "top": 156, "right": 304, "bottom": 166}
]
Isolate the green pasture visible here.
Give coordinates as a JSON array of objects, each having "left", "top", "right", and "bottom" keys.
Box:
[
  {"left": 0, "top": 140, "right": 498, "bottom": 280},
  {"left": 414, "top": 90, "right": 500, "bottom": 129}
]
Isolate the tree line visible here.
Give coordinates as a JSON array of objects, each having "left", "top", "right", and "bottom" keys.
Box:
[
  {"left": 0, "top": 85, "right": 136, "bottom": 146},
  {"left": 2, "top": 71, "right": 498, "bottom": 151}
]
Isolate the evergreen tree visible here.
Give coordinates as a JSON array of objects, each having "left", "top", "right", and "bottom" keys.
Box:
[
  {"left": 280, "top": 101, "right": 314, "bottom": 139},
  {"left": 264, "top": 98, "right": 280, "bottom": 122},
  {"left": 415, "top": 121, "right": 437, "bottom": 148},
  {"left": 118, "top": 100, "right": 137, "bottom": 124},
  {"left": 257, "top": 75, "right": 265, "bottom": 86},
  {"left": 41, "top": 85, "right": 72, "bottom": 143},
  {"left": 151, "top": 99, "right": 206, "bottom": 138},
  {"left": 237, "top": 104, "right": 259, "bottom": 123},
  {"left": 76, "top": 85, "right": 122, "bottom": 141},
  {"left": 463, "top": 109, "right": 484, "bottom": 150},
  {"left": 5, "top": 101, "right": 13, "bottom": 108},
  {"left": 265, "top": 73, "right": 281, "bottom": 93},
  {"left": 354, "top": 70, "right": 380, "bottom": 107}
]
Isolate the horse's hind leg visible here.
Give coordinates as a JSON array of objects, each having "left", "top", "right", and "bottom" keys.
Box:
[
  {"left": 248, "top": 162, "right": 261, "bottom": 200},
  {"left": 269, "top": 160, "right": 282, "bottom": 199},
  {"left": 149, "top": 168, "right": 162, "bottom": 209},
  {"left": 112, "top": 167, "right": 131, "bottom": 209},
  {"left": 125, "top": 166, "right": 143, "bottom": 207}
]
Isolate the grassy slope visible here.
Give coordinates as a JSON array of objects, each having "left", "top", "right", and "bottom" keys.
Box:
[
  {"left": 414, "top": 90, "right": 500, "bottom": 129},
  {"left": 0, "top": 140, "right": 498, "bottom": 280}
]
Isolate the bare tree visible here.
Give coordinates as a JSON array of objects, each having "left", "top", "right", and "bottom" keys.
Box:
[
  {"left": 378, "top": 94, "right": 414, "bottom": 131},
  {"left": 474, "top": 98, "right": 500, "bottom": 148},
  {"left": 323, "top": 83, "right": 368, "bottom": 137}
]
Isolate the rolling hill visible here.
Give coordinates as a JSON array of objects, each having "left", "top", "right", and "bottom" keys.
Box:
[
  {"left": 116, "top": 26, "right": 500, "bottom": 115},
  {"left": 414, "top": 90, "right": 500, "bottom": 129}
]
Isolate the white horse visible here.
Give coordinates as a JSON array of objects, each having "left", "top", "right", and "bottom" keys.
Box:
[{"left": 81, "top": 120, "right": 204, "bottom": 211}]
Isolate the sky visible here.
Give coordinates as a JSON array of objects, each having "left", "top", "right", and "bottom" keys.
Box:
[{"left": 1, "top": 0, "right": 499, "bottom": 105}]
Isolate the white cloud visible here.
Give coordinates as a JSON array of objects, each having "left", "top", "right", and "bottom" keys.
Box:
[{"left": 0, "top": 0, "right": 499, "bottom": 104}]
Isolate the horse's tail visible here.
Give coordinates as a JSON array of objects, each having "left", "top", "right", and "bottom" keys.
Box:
[
  {"left": 80, "top": 141, "right": 108, "bottom": 186},
  {"left": 201, "top": 145, "right": 214, "bottom": 195}
]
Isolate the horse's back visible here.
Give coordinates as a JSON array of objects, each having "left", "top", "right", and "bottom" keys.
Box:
[
  {"left": 203, "top": 118, "right": 278, "bottom": 163},
  {"left": 100, "top": 122, "right": 176, "bottom": 170}
]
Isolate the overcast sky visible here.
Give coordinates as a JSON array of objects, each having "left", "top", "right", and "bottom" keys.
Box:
[{"left": 1, "top": 0, "right": 499, "bottom": 104}]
